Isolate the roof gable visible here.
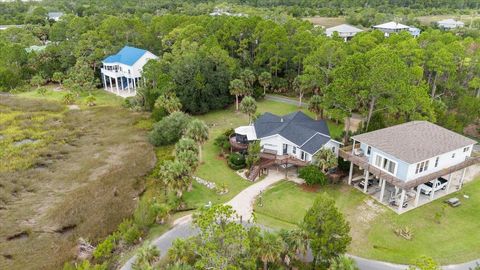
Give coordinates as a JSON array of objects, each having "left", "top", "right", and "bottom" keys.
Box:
[
  {"left": 253, "top": 111, "right": 331, "bottom": 146},
  {"left": 103, "top": 46, "right": 150, "bottom": 66},
  {"left": 373, "top": 21, "right": 410, "bottom": 30},
  {"left": 326, "top": 24, "right": 363, "bottom": 34}
]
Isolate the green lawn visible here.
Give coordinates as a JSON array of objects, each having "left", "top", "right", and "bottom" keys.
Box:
[
  {"left": 183, "top": 99, "right": 344, "bottom": 208},
  {"left": 254, "top": 178, "right": 480, "bottom": 265},
  {"left": 17, "top": 85, "right": 124, "bottom": 108}
]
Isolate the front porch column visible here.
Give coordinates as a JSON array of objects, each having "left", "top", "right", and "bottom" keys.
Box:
[
  {"left": 351, "top": 139, "right": 356, "bottom": 154},
  {"left": 363, "top": 169, "right": 369, "bottom": 193},
  {"left": 379, "top": 179, "right": 386, "bottom": 203},
  {"left": 398, "top": 189, "right": 406, "bottom": 213},
  {"left": 414, "top": 186, "right": 421, "bottom": 207},
  {"left": 126, "top": 77, "right": 131, "bottom": 92},
  {"left": 459, "top": 168, "right": 467, "bottom": 188},
  {"left": 348, "top": 162, "right": 354, "bottom": 185},
  {"left": 446, "top": 173, "right": 453, "bottom": 193},
  {"left": 133, "top": 77, "right": 137, "bottom": 89},
  {"left": 430, "top": 182, "right": 436, "bottom": 200},
  {"left": 115, "top": 77, "right": 119, "bottom": 93},
  {"left": 103, "top": 73, "right": 107, "bottom": 90},
  {"left": 109, "top": 76, "right": 113, "bottom": 92}
]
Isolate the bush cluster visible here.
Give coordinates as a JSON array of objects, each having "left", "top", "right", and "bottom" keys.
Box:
[{"left": 227, "top": 152, "right": 246, "bottom": 170}]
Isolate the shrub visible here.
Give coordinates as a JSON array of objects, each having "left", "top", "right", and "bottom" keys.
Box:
[
  {"left": 151, "top": 106, "right": 168, "bottom": 122},
  {"left": 62, "top": 92, "right": 75, "bottom": 105},
  {"left": 36, "top": 87, "right": 48, "bottom": 96},
  {"left": 85, "top": 94, "right": 96, "bottom": 106},
  {"left": 214, "top": 130, "right": 233, "bottom": 155},
  {"left": 92, "top": 234, "right": 117, "bottom": 261},
  {"left": 148, "top": 112, "right": 191, "bottom": 146},
  {"left": 118, "top": 219, "right": 142, "bottom": 245},
  {"left": 227, "top": 152, "right": 246, "bottom": 170},
  {"left": 337, "top": 157, "right": 351, "bottom": 173},
  {"left": 133, "top": 197, "right": 158, "bottom": 229},
  {"left": 298, "top": 165, "right": 327, "bottom": 186}
]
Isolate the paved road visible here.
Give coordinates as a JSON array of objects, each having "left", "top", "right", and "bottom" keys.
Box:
[
  {"left": 265, "top": 94, "right": 306, "bottom": 107},
  {"left": 119, "top": 173, "right": 480, "bottom": 270}
]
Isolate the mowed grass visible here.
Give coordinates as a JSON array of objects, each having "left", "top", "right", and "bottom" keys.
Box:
[
  {"left": 183, "top": 99, "right": 344, "bottom": 208},
  {"left": 254, "top": 178, "right": 480, "bottom": 264},
  {"left": 254, "top": 181, "right": 365, "bottom": 228}
]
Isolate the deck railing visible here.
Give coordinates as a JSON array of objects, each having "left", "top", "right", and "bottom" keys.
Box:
[{"left": 339, "top": 146, "right": 480, "bottom": 189}]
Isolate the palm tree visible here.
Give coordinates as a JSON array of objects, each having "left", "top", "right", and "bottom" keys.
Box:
[
  {"left": 329, "top": 255, "right": 359, "bottom": 270},
  {"left": 258, "top": 71, "right": 272, "bottom": 95},
  {"left": 155, "top": 92, "right": 182, "bottom": 114},
  {"left": 168, "top": 238, "right": 194, "bottom": 265},
  {"left": 240, "top": 96, "right": 257, "bottom": 124},
  {"left": 259, "top": 231, "right": 284, "bottom": 270},
  {"left": 240, "top": 68, "right": 256, "bottom": 91},
  {"left": 175, "top": 137, "right": 199, "bottom": 170},
  {"left": 160, "top": 160, "right": 191, "bottom": 199},
  {"left": 280, "top": 228, "right": 309, "bottom": 262},
  {"left": 308, "top": 95, "right": 323, "bottom": 120},
  {"left": 133, "top": 244, "right": 160, "bottom": 270},
  {"left": 184, "top": 119, "right": 209, "bottom": 163},
  {"left": 313, "top": 148, "right": 338, "bottom": 173},
  {"left": 229, "top": 79, "right": 246, "bottom": 111}
]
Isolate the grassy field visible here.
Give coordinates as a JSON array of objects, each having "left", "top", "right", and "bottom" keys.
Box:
[
  {"left": 254, "top": 178, "right": 480, "bottom": 264},
  {"left": 0, "top": 95, "right": 155, "bottom": 270},
  {"left": 183, "top": 99, "right": 344, "bottom": 208},
  {"left": 17, "top": 84, "right": 124, "bottom": 108},
  {"left": 303, "top": 16, "right": 348, "bottom": 28}
]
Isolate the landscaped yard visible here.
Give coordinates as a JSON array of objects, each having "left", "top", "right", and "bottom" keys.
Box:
[
  {"left": 183, "top": 99, "right": 344, "bottom": 208},
  {"left": 254, "top": 177, "right": 480, "bottom": 265}
]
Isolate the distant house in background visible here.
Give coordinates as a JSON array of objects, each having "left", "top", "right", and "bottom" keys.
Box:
[
  {"left": 48, "top": 12, "right": 64, "bottom": 21},
  {"left": 101, "top": 46, "right": 158, "bottom": 97},
  {"left": 340, "top": 121, "right": 479, "bottom": 214},
  {"left": 325, "top": 24, "right": 363, "bottom": 41},
  {"left": 437, "top": 19, "right": 465, "bottom": 29},
  {"left": 373, "top": 21, "right": 421, "bottom": 37},
  {"left": 25, "top": 45, "right": 47, "bottom": 53},
  {"left": 209, "top": 7, "right": 246, "bottom": 17}
]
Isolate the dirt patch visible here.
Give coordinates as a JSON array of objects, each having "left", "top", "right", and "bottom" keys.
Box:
[
  {"left": 0, "top": 97, "right": 155, "bottom": 270},
  {"left": 300, "top": 183, "right": 321, "bottom": 192}
]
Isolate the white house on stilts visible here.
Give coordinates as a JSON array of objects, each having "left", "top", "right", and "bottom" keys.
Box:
[{"left": 101, "top": 46, "right": 158, "bottom": 98}]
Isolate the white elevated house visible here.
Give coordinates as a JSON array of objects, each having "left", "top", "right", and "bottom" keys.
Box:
[
  {"left": 101, "top": 46, "right": 158, "bottom": 97},
  {"left": 47, "top": 12, "right": 64, "bottom": 21},
  {"left": 340, "top": 121, "right": 479, "bottom": 213},
  {"left": 232, "top": 111, "right": 341, "bottom": 180},
  {"left": 437, "top": 19, "right": 465, "bottom": 29},
  {"left": 373, "top": 21, "right": 421, "bottom": 37},
  {"left": 325, "top": 24, "right": 363, "bottom": 41}
]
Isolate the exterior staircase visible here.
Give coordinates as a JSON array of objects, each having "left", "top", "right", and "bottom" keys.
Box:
[{"left": 247, "top": 159, "right": 277, "bottom": 181}]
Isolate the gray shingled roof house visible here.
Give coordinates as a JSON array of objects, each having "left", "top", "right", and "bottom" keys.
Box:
[
  {"left": 341, "top": 120, "right": 479, "bottom": 214},
  {"left": 234, "top": 111, "right": 340, "bottom": 163}
]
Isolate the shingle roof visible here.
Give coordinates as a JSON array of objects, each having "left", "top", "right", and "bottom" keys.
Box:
[
  {"left": 326, "top": 24, "right": 363, "bottom": 35},
  {"left": 300, "top": 133, "right": 331, "bottom": 155},
  {"left": 352, "top": 121, "right": 477, "bottom": 164},
  {"left": 373, "top": 21, "right": 410, "bottom": 30},
  {"left": 254, "top": 111, "right": 331, "bottom": 154},
  {"left": 103, "top": 46, "right": 149, "bottom": 66}
]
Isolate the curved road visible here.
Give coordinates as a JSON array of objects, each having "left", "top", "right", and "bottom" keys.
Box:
[{"left": 120, "top": 174, "right": 479, "bottom": 270}]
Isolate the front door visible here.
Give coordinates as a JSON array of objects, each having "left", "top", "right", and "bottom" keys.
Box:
[{"left": 283, "top": 144, "right": 288, "bottom": 155}]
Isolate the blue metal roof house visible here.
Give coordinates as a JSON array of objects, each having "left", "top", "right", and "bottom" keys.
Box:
[{"left": 101, "top": 46, "right": 158, "bottom": 97}]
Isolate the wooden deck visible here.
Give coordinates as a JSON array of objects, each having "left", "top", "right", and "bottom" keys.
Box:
[
  {"left": 339, "top": 145, "right": 480, "bottom": 189},
  {"left": 229, "top": 135, "right": 248, "bottom": 151}
]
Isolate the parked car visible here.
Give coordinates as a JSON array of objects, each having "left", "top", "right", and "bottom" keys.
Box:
[
  {"left": 358, "top": 179, "right": 374, "bottom": 190},
  {"left": 417, "top": 177, "right": 448, "bottom": 195}
]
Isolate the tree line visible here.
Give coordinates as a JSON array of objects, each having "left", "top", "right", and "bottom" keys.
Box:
[{"left": 0, "top": 13, "right": 479, "bottom": 137}]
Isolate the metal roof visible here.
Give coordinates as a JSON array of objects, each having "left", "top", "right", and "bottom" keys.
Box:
[
  {"left": 373, "top": 21, "right": 410, "bottom": 30},
  {"left": 352, "top": 121, "right": 477, "bottom": 164},
  {"left": 103, "top": 46, "right": 149, "bottom": 66}
]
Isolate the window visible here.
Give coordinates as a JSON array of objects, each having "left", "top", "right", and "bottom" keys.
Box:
[
  {"left": 332, "top": 147, "right": 335, "bottom": 153},
  {"left": 367, "top": 146, "right": 371, "bottom": 156},
  {"left": 415, "top": 160, "right": 430, "bottom": 174},
  {"left": 292, "top": 146, "right": 296, "bottom": 154},
  {"left": 463, "top": 147, "right": 470, "bottom": 152},
  {"left": 373, "top": 154, "right": 397, "bottom": 175},
  {"left": 435, "top": 156, "right": 439, "bottom": 167},
  {"left": 452, "top": 153, "right": 456, "bottom": 158}
]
